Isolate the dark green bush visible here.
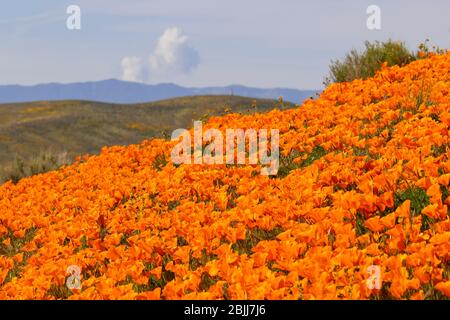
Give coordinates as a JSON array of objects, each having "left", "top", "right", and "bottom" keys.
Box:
[{"left": 324, "top": 40, "right": 416, "bottom": 85}]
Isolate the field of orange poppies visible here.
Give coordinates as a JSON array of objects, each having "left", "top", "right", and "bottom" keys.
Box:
[{"left": 1, "top": 52, "right": 449, "bottom": 300}]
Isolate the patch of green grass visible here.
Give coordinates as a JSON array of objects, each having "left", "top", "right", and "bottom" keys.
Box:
[
  {"left": 189, "top": 249, "right": 218, "bottom": 271},
  {"left": 168, "top": 200, "right": 180, "bottom": 211},
  {"left": 118, "top": 267, "right": 176, "bottom": 293},
  {"left": 301, "top": 145, "right": 328, "bottom": 167},
  {"left": 231, "top": 226, "right": 283, "bottom": 255},
  {"left": 443, "top": 261, "right": 450, "bottom": 280},
  {"left": 123, "top": 254, "right": 177, "bottom": 293},
  {"left": 352, "top": 146, "right": 381, "bottom": 160},
  {"left": 0, "top": 227, "right": 38, "bottom": 257},
  {"left": 394, "top": 186, "right": 430, "bottom": 217},
  {"left": 46, "top": 284, "right": 73, "bottom": 300},
  {"left": 226, "top": 185, "right": 239, "bottom": 209},
  {"left": 421, "top": 216, "right": 435, "bottom": 232},
  {"left": 99, "top": 226, "right": 109, "bottom": 241},
  {"left": 119, "top": 234, "right": 131, "bottom": 247},
  {"left": 266, "top": 261, "right": 290, "bottom": 275},
  {"left": 441, "top": 185, "right": 450, "bottom": 204},
  {"left": 81, "top": 262, "right": 103, "bottom": 279},
  {"left": 394, "top": 186, "right": 432, "bottom": 231},
  {"left": 429, "top": 113, "right": 441, "bottom": 122},
  {"left": 176, "top": 236, "right": 188, "bottom": 247},
  {"left": 0, "top": 227, "right": 38, "bottom": 285},
  {"left": 355, "top": 212, "right": 369, "bottom": 237},
  {"left": 152, "top": 154, "right": 168, "bottom": 171},
  {"left": 274, "top": 146, "right": 327, "bottom": 179},
  {"left": 199, "top": 272, "right": 220, "bottom": 292},
  {"left": 222, "top": 283, "right": 230, "bottom": 300},
  {"left": 274, "top": 152, "right": 301, "bottom": 178},
  {"left": 73, "top": 235, "right": 90, "bottom": 253},
  {"left": 3, "top": 251, "right": 35, "bottom": 284},
  {"left": 369, "top": 282, "right": 395, "bottom": 300},
  {"left": 431, "top": 143, "right": 450, "bottom": 157},
  {"left": 422, "top": 282, "right": 450, "bottom": 300}
]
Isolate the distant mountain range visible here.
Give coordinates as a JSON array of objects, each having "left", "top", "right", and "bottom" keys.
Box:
[{"left": 0, "top": 79, "right": 319, "bottom": 104}]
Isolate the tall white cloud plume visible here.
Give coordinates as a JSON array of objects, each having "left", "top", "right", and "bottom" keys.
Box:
[
  {"left": 149, "top": 27, "right": 200, "bottom": 74},
  {"left": 120, "top": 56, "right": 143, "bottom": 82},
  {"left": 120, "top": 27, "right": 200, "bottom": 82}
]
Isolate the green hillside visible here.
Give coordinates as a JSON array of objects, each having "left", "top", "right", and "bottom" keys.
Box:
[{"left": 0, "top": 95, "right": 294, "bottom": 182}]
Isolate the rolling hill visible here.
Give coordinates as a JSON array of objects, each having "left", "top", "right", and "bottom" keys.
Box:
[
  {"left": 0, "top": 95, "right": 293, "bottom": 177},
  {"left": 0, "top": 79, "right": 318, "bottom": 104}
]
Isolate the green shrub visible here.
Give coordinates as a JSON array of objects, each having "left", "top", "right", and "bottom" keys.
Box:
[
  {"left": 324, "top": 40, "right": 416, "bottom": 85},
  {"left": 0, "top": 150, "right": 70, "bottom": 184}
]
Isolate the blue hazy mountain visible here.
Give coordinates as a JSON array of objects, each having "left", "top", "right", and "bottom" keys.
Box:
[{"left": 0, "top": 79, "right": 318, "bottom": 104}]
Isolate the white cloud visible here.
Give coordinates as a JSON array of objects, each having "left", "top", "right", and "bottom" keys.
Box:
[
  {"left": 120, "top": 56, "right": 144, "bottom": 82},
  {"left": 120, "top": 27, "right": 200, "bottom": 82},
  {"left": 149, "top": 27, "right": 200, "bottom": 74}
]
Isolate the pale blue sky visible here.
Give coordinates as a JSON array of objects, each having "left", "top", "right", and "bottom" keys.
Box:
[{"left": 1, "top": 0, "right": 449, "bottom": 89}]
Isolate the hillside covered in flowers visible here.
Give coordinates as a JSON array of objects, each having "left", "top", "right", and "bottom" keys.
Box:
[{"left": 1, "top": 53, "right": 450, "bottom": 300}]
